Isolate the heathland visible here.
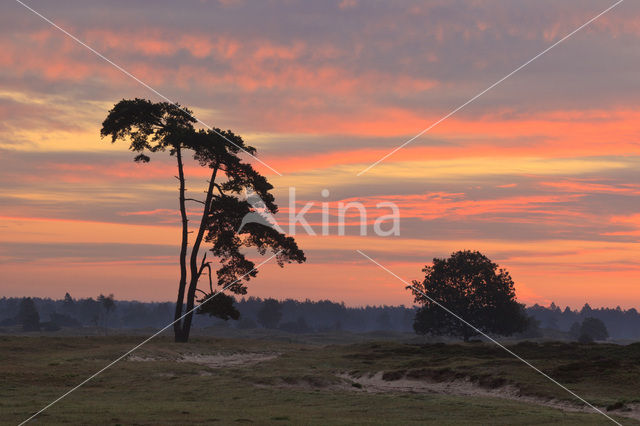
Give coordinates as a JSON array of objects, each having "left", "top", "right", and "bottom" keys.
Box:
[{"left": 2, "top": 329, "right": 639, "bottom": 425}]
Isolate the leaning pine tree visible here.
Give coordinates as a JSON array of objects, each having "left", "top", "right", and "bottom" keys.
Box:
[{"left": 101, "top": 99, "right": 305, "bottom": 342}]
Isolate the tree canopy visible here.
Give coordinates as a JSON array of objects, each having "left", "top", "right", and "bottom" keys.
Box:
[
  {"left": 410, "top": 250, "right": 529, "bottom": 341},
  {"left": 578, "top": 317, "right": 609, "bottom": 342},
  {"left": 257, "top": 298, "right": 283, "bottom": 329},
  {"left": 101, "top": 98, "right": 305, "bottom": 341},
  {"left": 17, "top": 297, "right": 40, "bottom": 332}
]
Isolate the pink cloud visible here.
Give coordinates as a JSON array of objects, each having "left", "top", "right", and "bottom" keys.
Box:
[{"left": 540, "top": 180, "right": 640, "bottom": 195}]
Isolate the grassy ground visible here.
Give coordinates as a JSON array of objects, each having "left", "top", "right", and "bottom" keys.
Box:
[{"left": 1, "top": 334, "right": 638, "bottom": 425}]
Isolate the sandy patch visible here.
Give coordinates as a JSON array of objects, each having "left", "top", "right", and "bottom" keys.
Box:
[
  {"left": 127, "top": 355, "right": 157, "bottom": 362},
  {"left": 127, "top": 352, "right": 280, "bottom": 368},
  {"left": 178, "top": 352, "right": 280, "bottom": 368},
  {"left": 341, "top": 372, "right": 640, "bottom": 421}
]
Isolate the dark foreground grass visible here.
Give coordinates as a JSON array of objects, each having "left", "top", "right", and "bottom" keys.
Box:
[{"left": 0, "top": 335, "right": 637, "bottom": 425}]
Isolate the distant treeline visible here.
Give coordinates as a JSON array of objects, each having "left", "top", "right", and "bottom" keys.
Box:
[
  {"left": 0, "top": 295, "right": 415, "bottom": 333},
  {"left": 527, "top": 302, "right": 640, "bottom": 340},
  {"left": 1, "top": 296, "right": 639, "bottom": 339}
]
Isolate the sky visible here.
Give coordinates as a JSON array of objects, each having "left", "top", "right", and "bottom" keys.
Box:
[{"left": 1, "top": 0, "right": 639, "bottom": 308}]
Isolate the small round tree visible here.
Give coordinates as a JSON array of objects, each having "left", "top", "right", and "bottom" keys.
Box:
[
  {"left": 257, "top": 298, "right": 282, "bottom": 329},
  {"left": 97, "top": 294, "right": 115, "bottom": 335},
  {"left": 17, "top": 297, "right": 40, "bottom": 332},
  {"left": 579, "top": 317, "right": 608, "bottom": 342},
  {"left": 410, "top": 250, "right": 529, "bottom": 342},
  {"left": 569, "top": 321, "right": 582, "bottom": 339}
]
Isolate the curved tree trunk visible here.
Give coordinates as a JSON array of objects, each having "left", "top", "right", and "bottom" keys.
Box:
[
  {"left": 181, "top": 165, "right": 219, "bottom": 342},
  {"left": 173, "top": 146, "right": 190, "bottom": 342}
]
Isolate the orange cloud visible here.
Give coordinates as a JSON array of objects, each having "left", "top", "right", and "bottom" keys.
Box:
[
  {"left": 4, "top": 28, "right": 436, "bottom": 99},
  {"left": 278, "top": 191, "right": 585, "bottom": 224},
  {"left": 540, "top": 180, "right": 640, "bottom": 195},
  {"left": 25, "top": 161, "right": 212, "bottom": 184},
  {"left": 0, "top": 215, "right": 178, "bottom": 245},
  {"left": 256, "top": 109, "right": 640, "bottom": 173}
]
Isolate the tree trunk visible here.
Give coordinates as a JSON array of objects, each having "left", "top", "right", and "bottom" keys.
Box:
[
  {"left": 173, "top": 146, "right": 190, "bottom": 342},
  {"left": 180, "top": 165, "right": 219, "bottom": 342}
]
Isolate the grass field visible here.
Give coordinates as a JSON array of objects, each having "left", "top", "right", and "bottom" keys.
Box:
[{"left": 1, "top": 332, "right": 639, "bottom": 425}]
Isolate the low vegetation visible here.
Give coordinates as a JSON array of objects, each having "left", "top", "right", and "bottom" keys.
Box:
[{"left": 2, "top": 334, "right": 638, "bottom": 424}]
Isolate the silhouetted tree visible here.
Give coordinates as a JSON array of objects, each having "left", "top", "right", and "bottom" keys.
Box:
[
  {"left": 257, "top": 298, "right": 282, "bottom": 329},
  {"left": 580, "top": 317, "right": 608, "bottom": 341},
  {"left": 375, "top": 310, "right": 391, "bottom": 330},
  {"left": 578, "top": 333, "right": 594, "bottom": 343},
  {"left": 197, "top": 293, "right": 240, "bottom": 321},
  {"left": 237, "top": 317, "right": 257, "bottom": 329},
  {"left": 580, "top": 303, "right": 593, "bottom": 316},
  {"left": 101, "top": 99, "right": 305, "bottom": 342},
  {"left": 62, "top": 292, "right": 75, "bottom": 315},
  {"left": 98, "top": 294, "right": 115, "bottom": 335},
  {"left": 545, "top": 315, "right": 558, "bottom": 329},
  {"left": 410, "top": 250, "right": 529, "bottom": 342},
  {"left": 280, "top": 316, "right": 312, "bottom": 333},
  {"left": 517, "top": 317, "right": 542, "bottom": 338},
  {"left": 17, "top": 298, "right": 40, "bottom": 331},
  {"left": 569, "top": 321, "right": 582, "bottom": 339},
  {"left": 49, "top": 312, "right": 81, "bottom": 328}
]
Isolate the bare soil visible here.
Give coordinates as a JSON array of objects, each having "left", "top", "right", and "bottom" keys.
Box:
[{"left": 342, "top": 371, "right": 640, "bottom": 421}]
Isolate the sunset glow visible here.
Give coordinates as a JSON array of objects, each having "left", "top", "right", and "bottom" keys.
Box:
[{"left": 2, "top": 0, "right": 639, "bottom": 309}]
